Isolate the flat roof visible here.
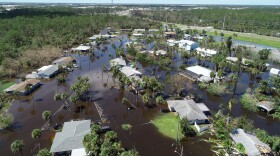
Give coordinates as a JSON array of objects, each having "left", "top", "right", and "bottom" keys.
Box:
[
  {"left": 120, "top": 66, "right": 142, "bottom": 77},
  {"left": 75, "top": 45, "right": 90, "bottom": 51},
  {"left": 71, "top": 148, "right": 87, "bottom": 156},
  {"left": 186, "top": 65, "right": 212, "bottom": 78}
]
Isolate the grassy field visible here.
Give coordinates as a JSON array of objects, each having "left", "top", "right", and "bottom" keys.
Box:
[
  {"left": 0, "top": 82, "right": 15, "bottom": 92},
  {"left": 206, "top": 31, "right": 280, "bottom": 48},
  {"left": 151, "top": 112, "right": 183, "bottom": 140}
]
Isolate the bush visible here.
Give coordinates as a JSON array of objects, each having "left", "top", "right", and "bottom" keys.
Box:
[
  {"left": 240, "top": 93, "right": 258, "bottom": 112},
  {"left": 198, "top": 82, "right": 208, "bottom": 89},
  {"left": 206, "top": 83, "right": 227, "bottom": 96},
  {"left": 0, "top": 113, "right": 14, "bottom": 129}
]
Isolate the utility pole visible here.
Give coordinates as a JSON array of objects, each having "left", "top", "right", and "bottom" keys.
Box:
[{"left": 222, "top": 16, "right": 225, "bottom": 31}]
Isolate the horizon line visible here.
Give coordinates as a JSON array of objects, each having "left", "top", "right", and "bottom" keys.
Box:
[{"left": 1, "top": 2, "right": 280, "bottom": 6}]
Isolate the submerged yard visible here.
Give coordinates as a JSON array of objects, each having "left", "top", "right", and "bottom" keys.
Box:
[{"left": 152, "top": 112, "right": 183, "bottom": 140}]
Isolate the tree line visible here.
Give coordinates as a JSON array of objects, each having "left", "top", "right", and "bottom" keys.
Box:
[{"left": 134, "top": 7, "right": 280, "bottom": 37}]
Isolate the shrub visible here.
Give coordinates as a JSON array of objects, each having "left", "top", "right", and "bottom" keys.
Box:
[
  {"left": 206, "top": 83, "right": 227, "bottom": 96},
  {"left": 198, "top": 82, "right": 208, "bottom": 89},
  {"left": 240, "top": 93, "right": 258, "bottom": 112}
]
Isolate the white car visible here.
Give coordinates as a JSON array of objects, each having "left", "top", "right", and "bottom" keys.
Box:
[{"left": 73, "top": 64, "right": 79, "bottom": 68}]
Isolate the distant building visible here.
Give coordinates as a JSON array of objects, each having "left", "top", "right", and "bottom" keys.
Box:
[
  {"left": 50, "top": 120, "right": 91, "bottom": 155},
  {"left": 230, "top": 129, "right": 271, "bottom": 156},
  {"left": 167, "top": 99, "right": 209, "bottom": 124},
  {"left": 196, "top": 47, "right": 217, "bottom": 57},
  {"left": 4, "top": 79, "right": 40, "bottom": 95},
  {"left": 120, "top": 66, "right": 142, "bottom": 78},
  {"left": 110, "top": 57, "right": 126, "bottom": 68},
  {"left": 178, "top": 40, "right": 199, "bottom": 51},
  {"left": 226, "top": 57, "right": 252, "bottom": 66},
  {"left": 73, "top": 45, "right": 91, "bottom": 52},
  {"left": 164, "top": 32, "right": 176, "bottom": 38},
  {"left": 155, "top": 50, "right": 167, "bottom": 56},
  {"left": 52, "top": 57, "right": 75, "bottom": 67},
  {"left": 269, "top": 68, "right": 280, "bottom": 77}
]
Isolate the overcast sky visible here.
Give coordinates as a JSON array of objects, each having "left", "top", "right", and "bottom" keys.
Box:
[{"left": 0, "top": 0, "right": 280, "bottom": 5}]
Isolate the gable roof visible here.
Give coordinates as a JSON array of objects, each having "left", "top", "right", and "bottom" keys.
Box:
[
  {"left": 4, "top": 79, "right": 40, "bottom": 93},
  {"left": 37, "top": 65, "right": 58, "bottom": 76},
  {"left": 120, "top": 66, "right": 142, "bottom": 77},
  {"left": 167, "top": 100, "right": 208, "bottom": 121},
  {"left": 50, "top": 120, "right": 91, "bottom": 153},
  {"left": 52, "top": 57, "right": 74, "bottom": 65},
  {"left": 230, "top": 129, "right": 271, "bottom": 156},
  {"left": 110, "top": 57, "right": 126, "bottom": 67}
]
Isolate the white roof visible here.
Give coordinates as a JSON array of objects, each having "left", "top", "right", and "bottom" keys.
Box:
[
  {"left": 196, "top": 48, "right": 217, "bottom": 56},
  {"left": 132, "top": 33, "right": 143, "bottom": 37},
  {"left": 110, "top": 57, "right": 126, "bottom": 67},
  {"left": 179, "top": 39, "right": 197, "bottom": 45},
  {"left": 71, "top": 148, "right": 87, "bottom": 156},
  {"left": 120, "top": 66, "right": 142, "bottom": 77},
  {"left": 270, "top": 68, "right": 280, "bottom": 75},
  {"left": 186, "top": 65, "right": 212, "bottom": 78},
  {"left": 75, "top": 45, "right": 90, "bottom": 51},
  {"left": 226, "top": 57, "right": 239, "bottom": 62},
  {"left": 230, "top": 129, "right": 271, "bottom": 156},
  {"left": 155, "top": 50, "right": 167, "bottom": 55}
]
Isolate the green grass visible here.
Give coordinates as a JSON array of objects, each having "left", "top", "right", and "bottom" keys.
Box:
[
  {"left": 206, "top": 31, "right": 280, "bottom": 48},
  {"left": 151, "top": 113, "right": 183, "bottom": 140},
  {"left": 0, "top": 82, "right": 15, "bottom": 92}
]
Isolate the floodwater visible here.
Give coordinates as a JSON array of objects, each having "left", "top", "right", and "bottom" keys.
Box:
[{"left": 0, "top": 35, "right": 279, "bottom": 156}]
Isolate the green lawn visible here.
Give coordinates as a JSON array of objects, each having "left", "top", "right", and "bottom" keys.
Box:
[
  {"left": 0, "top": 82, "right": 15, "bottom": 92},
  {"left": 206, "top": 31, "right": 280, "bottom": 48},
  {"left": 151, "top": 112, "right": 183, "bottom": 140}
]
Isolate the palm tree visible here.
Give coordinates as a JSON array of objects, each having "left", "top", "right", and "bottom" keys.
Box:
[
  {"left": 11, "top": 140, "right": 24, "bottom": 155},
  {"left": 37, "top": 148, "right": 52, "bottom": 156},
  {"left": 13, "top": 90, "right": 22, "bottom": 112},
  {"left": 31, "top": 129, "right": 42, "bottom": 143},
  {"left": 226, "top": 36, "right": 233, "bottom": 56},
  {"left": 42, "top": 111, "right": 51, "bottom": 122}
]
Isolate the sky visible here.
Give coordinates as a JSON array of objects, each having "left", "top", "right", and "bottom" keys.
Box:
[{"left": 0, "top": 0, "right": 280, "bottom": 5}]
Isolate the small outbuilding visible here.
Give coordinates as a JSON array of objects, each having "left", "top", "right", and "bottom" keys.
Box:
[
  {"left": 4, "top": 79, "right": 40, "bottom": 95},
  {"left": 73, "top": 45, "right": 91, "bottom": 52},
  {"left": 120, "top": 66, "right": 142, "bottom": 78},
  {"left": 269, "top": 68, "right": 280, "bottom": 76},
  {"left": 178, "top": 40, "right": 199, "bottom": 51},
  {"left": 110, "top": 57, "right": 126, "bottom": 68},
  {"left": 155, "top": 50, "right": 167, "bottom": 56},
  {"left": 256, "top": 101, "right": 275, "bottom": 113}
]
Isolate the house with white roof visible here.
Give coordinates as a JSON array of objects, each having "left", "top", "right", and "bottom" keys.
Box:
[
  {"left": 110, "top": 57, "right": 126, "bottom": 68},
  {"left": 196, "top": 47, "right": 217, "bottom": 57},
  {"left": 120, "top": 66, "right": 142, "bottom": 78},
  {"left": 73, "top": 45, "right": 91, "bottom": 52},
  {"left": 167, "top": 99, "right": 209, "bottom": 124},
  {"left": 50, "top": 120, "right": 91, "bottom": 155},
  {"left": 269, "top": 68, "right": 280, "bottom": 77},
  {"left": 230, "top": 128, "right": 271, "bottom": 156},
  {"left": 155, "top": 50, "right": 167, "bottom": 56},
  {"left": 183, "top": 65, "right": 214, "bottom": 82},
  {"left": 178, "top": 40, "right": 199, "bottom": 51},
  {"left": 36, "top": 65, "right": 59, "bottom": 78}
]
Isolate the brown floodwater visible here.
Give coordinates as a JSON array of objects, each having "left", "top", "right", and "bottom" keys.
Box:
[{"left": 0, "top": 36, "right": 279, "bottom": 156}]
